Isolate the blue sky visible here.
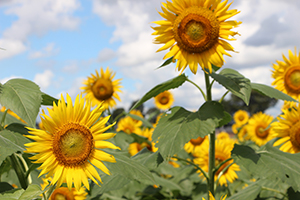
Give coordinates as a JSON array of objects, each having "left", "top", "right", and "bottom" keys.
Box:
[{"left": 0, "top": 0, "right": 300, "bottom": 115}]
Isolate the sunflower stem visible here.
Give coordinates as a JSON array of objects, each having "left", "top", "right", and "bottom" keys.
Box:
[
  {"left": 0, "top": 109, "right": 8, "bottom": 130},
  {"left": 10, "top": 153, "right": 28, "bottom": 189},
  {"left": 186, "top": 78, "right": 207, "bottom": 101},
  {"left": 45, "top": 184, "right": 56, "bottom": 199},
  {"left": 205, "top": 72, "right": 215, "bottom": 197},
  {"left": 219, "top": 91, "right": 230, "bottom": 103},
  {"left": 261, "top": 186, "right": 288, "bottom": 198}
]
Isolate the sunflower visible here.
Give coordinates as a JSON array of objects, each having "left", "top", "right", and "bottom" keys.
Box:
[
  {"left": 246, "top": 112, "right": 274, "bottom": 146},
  {"left": 50, "top": 186, "right": 87, "bottom": 200},
  {"left": 236, "top": 125, "right": 250, "bottom": 142},
  {"left": 129, "top": 110, "right": 144, "bottom": 127},
  {"left": 81, "top": 67, "right": 122, "bottom": 110},
  {"left": 24, "top": 94, "right": 120, "bottom": 191},
  {"left": 154, "top": 90, "right": 174, "bottom": 110},
  {"left": 233, "top": 110, "right": 249, "bottom": 126},
  {"left": 202, "top": 191, "right": 227, "bottom": 200},
  {"left": 116, "top": 116, "right": 142, "bottom": 135},
  {"left": 184, "top": 135, "right": 207, "bottom": 155},
  {"left": 152, "top": 0, "right": 241, "bottom": 74},
  {"left": 271, "top": 104, "right": 300, "bottom": 153},
  {"left": 272, "top": 48, "right": 300, "bottom": 102},
  {"left": 193, "top": 139, "right": 240, "bottom": 186}
]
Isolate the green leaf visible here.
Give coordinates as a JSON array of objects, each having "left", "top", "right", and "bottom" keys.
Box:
[
  {"left": 0, "top": 130, "right": 31, "bottom": 165},
  {"left": 156, "top": 56, "right": 174, "bottom": 69},
  {"left": 232, "top": 143, "right": 300, "bottom": 192},
  {"left": 131, "top": 149, "right": 164, "bottom": 170},
  {"left": 0, "top": 79, "right": 42, "bottom": 127},
  {"left": 5, "top": 123, "right": 29, "bottom": 136},
  {"left": 251, "top": 83, "right": 298, "bottom": 102},
  {"left": 18, "top": 184, "right": 43, "bottom": 200},
  {"left": 126, "top": 112, "right": 153, "bottom": 128},
  {"left": 0, "top": 182, "right": 14, "bottom": 193},
  {"left": 41, "top": 92, "right": 59, "bottom": 106},
  {"left": 0, "top": 189, "right": 24, "bottom": 200},
  {"left": 152, "top": 102, "right": 225, "bottom": 159},
  {"left": 130, "top": 74, "right": 187, "bottom": 111},
  {"left": 226, "top": 182, "right": 261, "bottom": 200},
  {"left": 209, "top": 68, "right": 251, "bottom": 105},
  {"left": 105, "top": 152, "right": 155, "bottom": 185},
  {"left": 0, "top": 112, "right": 26, "bottom": 126}
]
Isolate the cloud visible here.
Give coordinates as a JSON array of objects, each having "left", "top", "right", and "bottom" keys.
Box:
[
  {"left": 33, "top": 70, "right": 54, "bottom": 91},
  {"left": 0, "top": 0, "right": 80, "bottom": 60},
  {"left": 97, "top": 48, "right": 116, "bottom": 63},
  {"left": 29, "top": 43, "right": 59, "bottom": 59}
]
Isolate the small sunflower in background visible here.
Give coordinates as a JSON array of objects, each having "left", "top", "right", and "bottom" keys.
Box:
[
  {"left": 116, "top": 116, "right": 142, "bottom": 135},
  {"left": 233, "top": 110, "right": 249, "bottom": 126},
  {"left": 152, "top": 0, "right": 241, "bottom": 74},
  {"left": 184, "top": 136, "right": 207, "bottom": 156},
  {"left": 202, "top": 191, "right": 227, "bottom": 200},
  {"left": 129, "top": 109, "right": 144, "bottom": 127},
  {"left": 154, "top": 90, "right": 174, "bottom": 110},
  {"left": 193, "top": 138, "right": 240, "bottom": 186},
  {"left": 25, "top": 94, "right": 120, "bottom": 191},
  {"left": 271, "top": 104, "right": 300, "bottom": 153},
  {"left": 81, "top": 67, "right": 122, "bottom": 110},
  {"left": 246, "top": 112, "right": 274, "bottom": 146},
  {"left": 272, "top": 48, "right": 300, "bottom": 102},
  {"left": 50, "top": 186, "right": 87, "bottom": 200}
]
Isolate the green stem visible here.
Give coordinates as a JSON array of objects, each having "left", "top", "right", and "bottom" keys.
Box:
[
  {"left": 10, "top": 153, "right": 28, "bottom": 189},
  {"left": 219, "top": 91, "right": 230, "bottom": 103},
  {"left": 44, "top": 184, "right": 56, "bottom": 200},
  {"left": 0, "top": 109, "right": 8, "bottom": 130},
  {"left": 213, "top": 158, "right": 232, "bottom": 175},
  {"left": 187, "top": 78, "right": 207, "bottom": 101},
  {"left": 261, "top": 186, "right": 287, "bottom": 198},
  {"left": 16, "top": 154, "right": 32, "bottom": 184},
  {"left": 205, "top": 73, "right": 215, "bottom": 198},
  {"left": 173, "top": 156, "right": 209, "bottom": 181}
]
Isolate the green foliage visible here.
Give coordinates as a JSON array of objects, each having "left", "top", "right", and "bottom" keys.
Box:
[
  {"left": 41, "top": 93, "right": 59, "bottom": 106},
  {"left": 130, "top": 74, "right": 187, "bottom": 111},
  {"left": 0, "top": 79, "right": 42, "bottom": 128},
  {"left": 156, "top": 56, "right": 174, "bottom": 69},
  {"left": 0, "top": 184, "right": 42, "bottom": 200}
]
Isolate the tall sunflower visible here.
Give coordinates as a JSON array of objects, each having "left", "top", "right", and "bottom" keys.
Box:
[
  {"left": 272, "top": 48, "right": 300, "bottom": 102},
  {"left": 193, "top": 139, "right": 240, "bottom": 186},
  {"left": 25, "top": 94, "right": 120, "bottom": 191},
  {"left": 152, "top": 0, "right": 241, "bottom": 74},
  {"left": 81, "top": 67, "right": 122, "bottom": 110},
  {"left": 154, "top": 90, "right": 174, "bottom": 110},
  {"left": 271, "top": 104, "right": 300, "bottom": 153},
  {"left": 246, "top": 112, "right": 274, "bottom": 146}
]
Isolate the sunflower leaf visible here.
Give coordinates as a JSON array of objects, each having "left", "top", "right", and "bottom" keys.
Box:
[
  {"left": 41, "top": 92, "right": 59, "bottom": 106},
  {"left": 251, "top": 83, "right": 298, "bottom": 102},
  {"left": 0, "top": 130, "right": 31, "bottom": 165},
  {"left": 156, "top": 56, "right": 174, "bottom": 69},
  {"left": 130, "top": 74, "right": 187, "bottom": 111},
  {"left": 232, "top": 143, "right": 300, "bottom": 192},
  {"left": 152, "top": 101, "right": 225, "bottom": 159},
  {"left": 125, "top": 112, "right": 153, "bottom": 128},
  {"left": 209, "top": 68, "right": 251, "bottom": 105},
  {"left": 226, "top": 181, "right": 262, "bottom": 200},
  {"left": 0, "top": 79, "right": 42, "bottom": 128},
  {"left": 18, "top": 184, "right": 43, "bottom": 200}
]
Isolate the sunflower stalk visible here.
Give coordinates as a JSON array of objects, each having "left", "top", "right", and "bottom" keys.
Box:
[
  {"left": 9, "top": 153, "right": 29, "bottom": 189},
  {"left": 0, "top": 108, "right": 8, "bottom": 130},
  {"left": 187, "top": 78, "right": 207, "bottom": 101}
]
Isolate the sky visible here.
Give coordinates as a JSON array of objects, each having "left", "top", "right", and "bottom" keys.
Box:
[{"left": 0, "top": 0, "right": 300, "bottom": 116}]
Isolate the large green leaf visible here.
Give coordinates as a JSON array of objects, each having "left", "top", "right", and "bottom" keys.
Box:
[
  {"left": 0, "top": 130, "right": 31, "bottom": 165},
  {"left": 41, "top": 92, "right": 59, "bottom": 106},
  {"left": 232, "top": 143, "right": 300, "bottom": 192},
  {"left": 0, "top": 184, "right": 42, "bottom": 200},
  {"left": 152, "top": 101, "right": 225, "bottom": 159},
  {"left": 130, "top": 74, "right": 187, "bottom": 111},
  {"left": 156, "top": 56, "right": 174, "bottom": 69},
  {"left": 0, "top": 79, "right": 42, "bottom": 127},
  {"left": 251, "top": 83, "right": 298, "bottom": 102},
  {"left": 105, "top": 152, "right": 155, "bottom": 185},
  {"left": 0, "top": 112, "right": 26, "bottom": 126},
  {"left": 209, "top": 68, "right": 251, "bottom": 105},
  {"left": 131, "top": 148, "right": 164, "bottom": 170},
  {"left": 125, "top": 112, "right": 153, "bottom": 128},
  {"left": 226, "top": 182, "right": 261, "bottom": 200}
]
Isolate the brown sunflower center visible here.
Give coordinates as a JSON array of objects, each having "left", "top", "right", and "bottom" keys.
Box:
[
  {"left": 215, "top": 156, "right": 228, "bottom": 175},
  {"left": 255, "top": 125, "right": 269, "bottom": 139},
  {"left": 174, "top": 7, "right": 219, "bottom": 54},
  {"left": 190, "top": 137, "right": 204, "bottom": 146},
  {"left": 53, "top": 123, "right": 94, "bottom": 167},
  {"left": 285, "top": 66, "right": 300, "bottom": 93},
  {"left": 92, "top": 78, "right": 114, "bottom": 100},
  {"left": 238, "top": 115, "right": 245, "bottom": 121},
  {"left": 50, "top": 187, "right": 74, "bottom": 200},
  {"left": 159, "top": 96, "right": 169, "bottom": 105},
  {"left": 290, "top": 121, "right": 300, "bottom": 150}
]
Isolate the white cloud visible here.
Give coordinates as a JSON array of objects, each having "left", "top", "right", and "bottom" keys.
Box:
[
  {"left": 29, "top": 43, "right": 59, "bottom": 59},
  {"left": 33, "top": 70, "right": 54, "bottom": 91},
  {"left": 0, "top": 0, "right": 80, "bottom": 60},
  {"left": 97, "top": 48, "right": 116, "bottom": 62}
]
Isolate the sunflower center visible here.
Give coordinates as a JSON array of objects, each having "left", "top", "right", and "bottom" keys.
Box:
[
  {"left": 160, "top": 96, "right": 169, "bottom": 105},
  {"left": 53, "top": 123, "right": 93, "bottom": 167},
  {"left": 92, "top": 78, "right": 114, "bottom": 100},
  {"left": 190, "top": 137, "right": 204, "bottom": 146},
  {"left": 255, "top": 125, "right": 269, "bottom": 139},
  {"left": 290, "top": 121, "right": 300, "bottom": 149},
  {"left": 174, "top": 7, "right": 219, "bottom": 54},
  {"left": 215, "top": 156, "right": 228, "bottom": 175},
  {"left": 51, "top": 187, "right": 74, "bottom": 200},
  {"left": 238, "top": 115, "right": 245, "bottom": 121},
  {"left": 285, "top": 66, "right": 300, "bottom": 93}
]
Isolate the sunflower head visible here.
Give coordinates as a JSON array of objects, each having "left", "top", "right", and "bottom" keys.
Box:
[
  {"left": 154, "top": 90, "right": 174, "bottom": 110},
  {"left": 152, "top": 0, "right": 241, "bottom": 74},
  {"left": 233, "top": 110, "right": 249, "bottom": 126},
  {"left": 184, "top": 135, "right": 207, "bottom": 155},
  {"left": 50, "top": 186, "right": 87, "bottom": 200},
  {"left": 116, "top": 116, "right": 142, "bottom": 135},
  {"left": 272, "top": 48, "right": 300, "bottom": 101},
  {"left": 25, "top": 94, "right": 120, "bottom": 191},
  {"left": 81, "top": 67, "right": 122, "bottom": 110}
]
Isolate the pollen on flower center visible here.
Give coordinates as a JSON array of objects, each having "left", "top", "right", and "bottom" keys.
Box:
[
  {"left": 174, "top": 7, "right": 219, "bottom": 54},
  {"left": 53, "top": 123, "right": 93, "bottom": 166},
  {"left": 290, "top": 121, "right": 300, "bottom": 150},
  {"left": 255, "top": 125, "right": 269, "bottom": 138},
  {"left": 92, "top": 78, "right": 114, "bottom": 100},
  {"left": 285, "top": 66, "right": 300, "bottom": 93}
]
